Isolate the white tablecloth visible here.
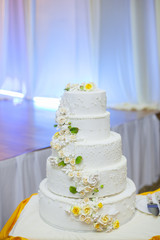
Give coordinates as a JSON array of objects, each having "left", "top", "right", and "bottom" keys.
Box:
[
  {"left": 1, "top": 113, "right": 160, "bottom": 230},
  {"left": 112, "top": 114, "right": 160, "bottom": 191},
  {"left": 10, "top": 194, "right": 160, "bottom": 240}
]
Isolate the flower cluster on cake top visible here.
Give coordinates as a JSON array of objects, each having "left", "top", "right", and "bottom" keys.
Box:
[{"left": 64, "top": 82, "right": 97, "bottom": 92}]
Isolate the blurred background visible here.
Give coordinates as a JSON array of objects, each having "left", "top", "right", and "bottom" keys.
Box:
[{"left": 0, "top": 0, "right": 160, "bottom": 107}]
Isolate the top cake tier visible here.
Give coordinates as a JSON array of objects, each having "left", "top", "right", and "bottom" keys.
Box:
[{"left": 60, "top": 89, "right": 106, "bottom": 116}]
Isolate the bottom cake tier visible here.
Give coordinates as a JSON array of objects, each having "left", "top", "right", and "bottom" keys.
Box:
[{"left": 39, "top": 178, "right": 136, "bottom": 232}]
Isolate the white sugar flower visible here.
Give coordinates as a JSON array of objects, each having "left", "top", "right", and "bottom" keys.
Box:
[
  {"left": 77, "top": 186, "right": 84, "bottom": 193},
  {"left": 59, "top": 129, "right": 66, "bottom": 135},
  {"left": 85, "top": 217, "right": 91, "bottom": 224},
  {"left": 98, "top": 214, "right": 109, "bottom": 226},
  {"left": 83, "top": 198, "right": 89, "bottom": 203},
  {"left": 76, "top": 171, "right": 82, "bottom": 178},
  {"left": 80, "top": 191, "right": 85, "bottom": 196},
  {"left": 82, "top": 177, "right": 88, "bottom": 185},
  {"left": 70, "top": 84, "right": 79, "bottom": 91},
  {"left": 79, "top": 215, "right": 86, "bottom": 222},
  {"left": 70, "top": 158, "right": 75, "bottom": 166},
  {"left": 61, "top": 164, "right": 72, "bottom": 174},
  {"left": 56, "top": 116, "right": 67, "bottom": 125},
  {"left": 106, "top": 224, "right": 113, "bottom": 232},
  {"left": 63, "top": 150, "right": 70, "bottom": 157},
  {"left": 48, "top": 156, "right": 59, "bottom": 166},
  {"left": 82, "top": 204, "right": 92, "bottom": 216},
  {"left": 71, "top": 165, "right": 76, "bottom": 171},
  {"left": 64, "top": 129, "right": 70, "bottom": 135},
  {"left": 58, "top": 150, "right": 65, "bottom": 158},
  {"left": 68, "top": 171, "right": 74, "bottom": 178},
  {"left": 58, "top": 107, "right": 68, "bottom": 115},
  {"left": 64, "top": 157, "right": 70, "bottom": 164},
  {"left": 53, "top": 143, "right": 61, "bottom": 151},
  {"left": 93, "top": 222, "right": 103, "bottom": 232},
  {"left": 87, "top": 174, "right": 99, "bottom": 186},
  {"left": 60, "top": 125, "right": 69, "bottom": 131},
  {"left": 84, "top": 186, "right": 92, "bottom": 193}
]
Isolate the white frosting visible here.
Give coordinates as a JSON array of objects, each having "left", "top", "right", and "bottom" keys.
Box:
[
  {"left": 39, "top": 178, "right": 136, "bottom": 232},
  {"left": 52, "top": 131, "right": 122, "bottom": 168},
  {"left": 60, "top": 90, "right": 106, "bottom": 115},
  {"left": 68, "top": 112, "right": 110, "bottom": 141},
  {"left": 47, "top": 156, "right": 127, "bottom": 198}
]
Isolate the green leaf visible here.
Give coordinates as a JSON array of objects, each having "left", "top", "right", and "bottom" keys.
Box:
[
  {"left": 100, "top": 185, "right": 104, "bottom": 189},
  {"left": 70, "top": 127, "right": 79, "bottom": 134},
  {"left": 64, "top": 88, "right": 70, "bottom": 91},
  {"left": 94, "top": 188, "right": 99, "bottom": 193},
  {"left": 58, "top": 161, "right": 66, "bottom": 167},
  {"left": 68, "top": 122, "right": 71, "bottom": 125},
  {"left": 54, "top": 124, "right": 57, "bottom": 127},
  {"left": 80, "top": 85, "right": 84, "bottom": 90},
  {"left": 75, "top": 156, "right": 83, "bottom": 164},
  {"left": 69, "top": 186, "right": 77, "bottom": 194}
]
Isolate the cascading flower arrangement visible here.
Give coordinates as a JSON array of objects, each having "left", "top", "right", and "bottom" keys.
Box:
[{"left": 49, "top": 83, "right": 120, "bottom": 232}]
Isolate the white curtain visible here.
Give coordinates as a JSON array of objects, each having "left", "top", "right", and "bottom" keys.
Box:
[{"left": 0, "top": 0, "right": 160, "bottom": 106}]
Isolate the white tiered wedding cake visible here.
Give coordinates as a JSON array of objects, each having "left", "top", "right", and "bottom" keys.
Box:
[{"left": 39, "top": 83, "right": 136, "bottom": 232}]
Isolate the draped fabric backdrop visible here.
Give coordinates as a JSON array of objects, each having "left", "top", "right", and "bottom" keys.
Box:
[{"left": 0, "top": 0, "right": 160, "bottom": 107}]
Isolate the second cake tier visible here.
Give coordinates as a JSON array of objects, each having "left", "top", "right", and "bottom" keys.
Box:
[
  {"left": 51, "top": 131, "right": 122, "bottom": 169},
  {"left": 47, "top": 155, "right": 127, "bottom": 198}
]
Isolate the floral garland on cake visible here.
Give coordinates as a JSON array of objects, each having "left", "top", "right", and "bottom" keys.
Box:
[
  {"left": 66, "top": 197, "right": 120, "bottom": 232},
  {"left": 50, "top": 105, "right": 100, "bottom": 196}
]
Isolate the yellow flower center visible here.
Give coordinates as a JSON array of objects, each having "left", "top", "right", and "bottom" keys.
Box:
[
  {"left": 101, "top": 215, "right": 109, "bottom": 224},
  {"left": 98, "top": 202, "right": 103, "bottom": 208},
  {"left": 83, "top": 205, "right": 91, "bottom": 215},
  {"left": 94, "top": 223, "right": 100, "bottom": 229},
  {"left": 72, "top": 206, "right": 81, "bottom": 216},
  {"left": 113, "top": 220, "right": 120, "bottom": 229},
  {"left": 85, "top": 83, "right": 93, "bottom": 90},
  {"left": 54, "top": 132, "right": 59, "bottom": 138}
]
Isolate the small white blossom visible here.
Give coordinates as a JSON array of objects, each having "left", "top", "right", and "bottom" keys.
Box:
[
  {"left": 53, "top": 143, "right": 61, "bottom": 151},
  {"left": 58, "top": 107, "right": 68, "bottom": 115},
  {"left": 87, "top": 174, "right": 99, "bottom": 186},
  {"left": 62, "top": 164, "right": 72, "bottom": 174},
  {"left": 58, "top": 150, "right": 65, "bottom": 158},
  {"left": 70, "top": 158, "right": 75, "bottom": 166},
  {"left": 68, "top": 171, "right": 74, "bottom": 178},
  {"left": 64, "top": 157, "right": 70, "bottom": 164},
  {"left": 56, "top": 116, "right": 67, "bottom": 125}
]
